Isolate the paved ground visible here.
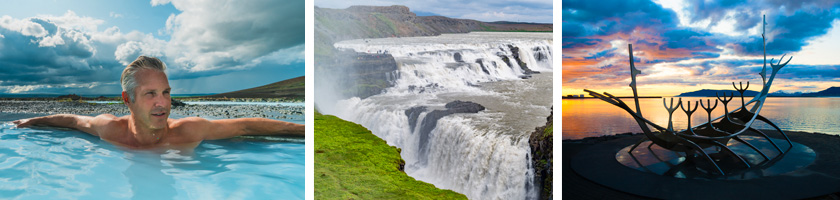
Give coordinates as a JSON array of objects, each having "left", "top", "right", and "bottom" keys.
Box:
[{"left": 563, "top": 130, "right": 840, "bottom": 200}]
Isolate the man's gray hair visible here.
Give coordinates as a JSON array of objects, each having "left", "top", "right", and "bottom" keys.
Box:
[{"left": 121, "top": 56, "right": 167, "bottom": 102}]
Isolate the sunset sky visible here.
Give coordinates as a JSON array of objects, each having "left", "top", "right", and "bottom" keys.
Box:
[{"left": 563, "top": 0, "right": 840, "bottom": 97}]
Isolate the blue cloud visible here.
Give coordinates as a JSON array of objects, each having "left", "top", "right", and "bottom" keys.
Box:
[
  {"left": 563, "top": 0, "right": 677, "bottom": 37},
  {"left": 561, "top": 37, "right": 602, "bottom": 49},
  {"left": 584, "top": 48, "right": 616, "bottom": 60},
  {"left": 775, "top": 64, "right": 840, "bottom": 80}
]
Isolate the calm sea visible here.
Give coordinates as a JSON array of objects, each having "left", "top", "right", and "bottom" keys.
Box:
[{"left": 562, "top": 97, "right": 840, "bottom": 140}]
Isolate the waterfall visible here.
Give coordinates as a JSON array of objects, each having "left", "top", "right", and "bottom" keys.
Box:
[{"left": 322, "top": 32, "right": 552, "bottom": 200}]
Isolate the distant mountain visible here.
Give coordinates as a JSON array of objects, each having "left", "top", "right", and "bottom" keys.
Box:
[
  {"left": 202, "top": 76, "right": 304, "bottom": 100},
  {"left": 677, "top": 87, "right": 840, "bottom": 97},
  {"left": 802, "top": 87, "right": 840, "bottom": 97},
  {"left": 676, "top": 89, "right": 760, "bottom": 97}
]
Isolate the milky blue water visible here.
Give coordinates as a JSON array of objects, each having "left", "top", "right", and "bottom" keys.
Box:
[
  {"left": 86, "top": 101, "right": 304, "bottom": 107},
  {"left": 0, "top": 113, "right": 304, "bottom": 199}
]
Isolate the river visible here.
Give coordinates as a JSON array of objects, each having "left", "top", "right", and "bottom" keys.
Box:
[{"left": 318, "top": 32, "right": 553, "bottom": 199}]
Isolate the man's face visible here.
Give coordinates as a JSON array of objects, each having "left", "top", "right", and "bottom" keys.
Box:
[{"left": 127, "top": 69, "right": 171, "bottom": 130}]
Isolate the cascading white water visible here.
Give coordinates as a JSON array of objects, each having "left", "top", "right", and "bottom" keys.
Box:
[{"left": 322, "top": 32, "right": 552, "bottom": 200}]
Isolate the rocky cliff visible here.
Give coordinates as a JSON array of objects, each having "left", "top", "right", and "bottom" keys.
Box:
[{"left": 529, "top": 107, "right": 553, "bottom": 200}]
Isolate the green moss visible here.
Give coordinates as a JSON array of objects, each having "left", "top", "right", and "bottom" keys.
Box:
[
  {"left": 372, "top": 13, "right": 399, "bottom": 36},
  {"left": 543, "top": 122, "right": 553, "bottom": 137},
  {"left": 315, "top": 111, "right": 467, "bottom": 199}
]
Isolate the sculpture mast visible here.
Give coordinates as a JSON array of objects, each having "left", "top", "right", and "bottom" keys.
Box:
[{"left": 760, "top": 15, "right": 768, "bottom": 85}]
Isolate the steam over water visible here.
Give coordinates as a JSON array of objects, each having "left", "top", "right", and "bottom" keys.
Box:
[{"left": 320, "top": 32, "right": 552, "bottom": 199}]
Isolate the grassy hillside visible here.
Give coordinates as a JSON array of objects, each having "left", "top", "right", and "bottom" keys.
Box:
[
  {"left": 202, "top": 76, "right": 304, "bottom": 100},
  {"left": 315, "top": 111, "right": 467, "bottom": 199}
]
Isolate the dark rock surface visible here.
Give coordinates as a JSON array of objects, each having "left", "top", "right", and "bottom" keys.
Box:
[
  {"left": 529, "top": 107, "right": 553, "bottom": 200},
  {"left": 508, "top": 45, "right": 538, "bottom": 75},
  {"left": 56, "top": 94, "right": 82, "bottom": 100},
  {"left": 405, "top": 106, "right": 427, "bottom": 133},
  {"left": 563, "top": 130, "right": 840, "bottom": 199},
  {"left": 316, "top": 51, "right": 399, "bottom": 99},
  {"left": 405, "top": 101, "right": 485, "bottom": 161},
  {"left": 171, "top": 98, "right": 186, "bottom": 108}
]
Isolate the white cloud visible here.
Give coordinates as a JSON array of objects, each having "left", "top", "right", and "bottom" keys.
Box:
[
  {"left": 155, "top": 0, "right": 304, "bottom": 71},
  {"left": 38, "top": 28, "right": 66, "bottom": 47},
  {"left": 2, "top": 85, "right": 46, "bottom": 93},
  {"left": 150, "top": 0, "right": 172, "bottom": 6},
  {"left": 115, "top": 40, "right": 166, "bottom": 65},
  {"left": 38, "top": 10, "right": 104, "bottom": 33},
  {"left": 0, "top": 82, "right": 103, "bottom": 93},
  {"left": 109, "top": 12, "right": 124, "bottom": 18},
  {"left": 0, "top": 15, "right": 48, "bottom": 37},
  {"left": 2, "top": 2, "right": 305, "bottom": 94}
]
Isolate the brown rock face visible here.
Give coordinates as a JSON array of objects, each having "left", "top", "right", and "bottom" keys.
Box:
[{"left": 529, "top": 107, "right": 553, "bottom": 200}]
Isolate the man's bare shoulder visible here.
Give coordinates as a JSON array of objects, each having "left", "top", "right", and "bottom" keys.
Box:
[
  {"left": 168, "top": 117, "right": 213, "bottom": 134},
  {"left": 170, "top": 117, "right": 212, "bottom": 127},
  {"left": 90, "top": 114, "right": 125, "bottom": 126},
  {"left": 90, "top": 114, "right": 127, "bottom": 137}
]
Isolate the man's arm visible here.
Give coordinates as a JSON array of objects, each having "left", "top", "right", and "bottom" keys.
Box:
[
  {"left": 181, "top": 117, "right": 305, "bottom": 140},
  {"left": 13, "top": 114, "right": 112, "bottom": 136}
]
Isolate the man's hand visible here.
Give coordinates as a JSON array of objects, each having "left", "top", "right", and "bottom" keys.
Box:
[
  {"left": 10, "top": 114, "right": 102, "bottom": 136},
  {"left": 12, "top": 117, "right": 41, "bottom": 128}
]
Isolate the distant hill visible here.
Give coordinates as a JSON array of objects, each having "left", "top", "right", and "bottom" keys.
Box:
[
  {"left": 677, "top": 89, "right": 760, "bottom": 97},
  {"left": 677, "top": 87, "right": 840, "bottom": 97},
  {"left": 802, "top": 87, "right": 840, "bottom": 97},
  {"left": 202, "top": 76, "right": 304, "bottom": 100}
]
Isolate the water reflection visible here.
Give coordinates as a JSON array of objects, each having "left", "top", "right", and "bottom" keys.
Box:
[
  {"left": 563, "top": 97, "right": 840, "bottom": 140},
  {"left": 615, "top": 136, "right": 815, "bottom": 180}
]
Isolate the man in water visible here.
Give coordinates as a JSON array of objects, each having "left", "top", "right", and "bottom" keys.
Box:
[{"left": 13, "top": 56, "right": 304, "bottom": 150}]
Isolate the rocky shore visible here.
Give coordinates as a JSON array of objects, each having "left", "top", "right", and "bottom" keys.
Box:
[{"left": 0, "top": 100, "right": 303, "bottom": 120}]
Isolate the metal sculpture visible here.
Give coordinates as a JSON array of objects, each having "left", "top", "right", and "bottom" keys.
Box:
[{"left": 585, "top": 15, "right": 793, "bottom": 175}]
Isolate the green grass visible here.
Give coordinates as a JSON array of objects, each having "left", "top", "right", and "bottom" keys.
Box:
[
  {"left": 544, "top": 121, "right": 553, "bottom": 137},
  {"left": 372, "top": 13, "right": 399, "bottom": 35},
  {"left": 315, "top": 111, "right": 467, "bottom": 199}
]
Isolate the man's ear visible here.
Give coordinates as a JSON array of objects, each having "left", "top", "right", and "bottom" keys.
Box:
[{"left": 121, "top": 91, "right": 130, "bottom": 105}]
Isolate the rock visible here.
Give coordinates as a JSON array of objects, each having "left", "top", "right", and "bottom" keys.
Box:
[
  {"left": 453, "top": 52, "right": 463, "bottom": 63},
  {"left": 57, "top": 94, "right": 82, "bottom": 101},
  {"left": 529, "top": 107, "right": 553, "bottom": 200},
  {"left": 405, "top": 106, "right": 427, "bottom": 133},
  {"left": 444, "top": 100, "right": 485, "bottom": 113},
  {"left": 475, "top": 59, "right": 490, "bottom": 74},
  {"left": 171, "top": 98, "right": 187, "bottom": 108},
  {"left": 508, "top": 45, "right": 538, "bottom": 75},
  {"left": 405, "top": 100, "right": 485, "bottom": 163}
]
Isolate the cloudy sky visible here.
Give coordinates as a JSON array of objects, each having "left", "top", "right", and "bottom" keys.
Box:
[
  {"left": 314, "top": 0, "right": 553, "bottom": 23},
  {"left": 0, "top": 0, "right": 303, "bottom": 95},
  {"left": 563, "top": 0, "right": 840, "bottom": 96}
]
